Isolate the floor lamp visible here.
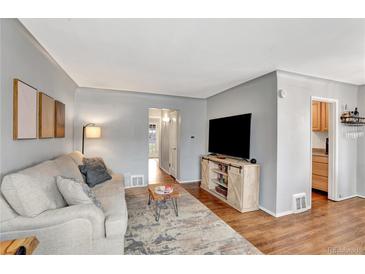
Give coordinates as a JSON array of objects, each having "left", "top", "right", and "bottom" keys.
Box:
[{"left": 82, "top": 123, "right": 101, "bottom": 154}]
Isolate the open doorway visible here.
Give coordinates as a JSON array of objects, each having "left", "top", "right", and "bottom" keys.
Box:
[
  {"left": 310, "top": 97, "right": 338, "bottom": 207},
  {"left": 148, "top": 108, "right": 179, "bottom": 185}
]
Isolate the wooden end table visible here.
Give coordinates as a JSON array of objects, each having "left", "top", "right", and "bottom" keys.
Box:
[
  {"left": 148, "top": 184, "right": 180, "bottom": 222},
  {"left": 0, "top": 236, "right": 39, "bottom": 255}
]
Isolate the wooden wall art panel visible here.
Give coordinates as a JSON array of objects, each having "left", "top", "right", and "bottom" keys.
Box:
[
  {"left": 55, "top": 100, "right": 65, "bottom": 138},
  {"left": 39, "top": 92, "right": 55, "bottom": 138}
]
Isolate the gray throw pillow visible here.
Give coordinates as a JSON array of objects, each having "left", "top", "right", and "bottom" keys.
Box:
[
  {"left": 79, "top": 157, "right": 112, "bottom": 187},
  {"left": 1, "top": 174, "right": 56, "bottom": 217},
  {"left": 56, "top": 176, "right": 102, "bottom": 209}
]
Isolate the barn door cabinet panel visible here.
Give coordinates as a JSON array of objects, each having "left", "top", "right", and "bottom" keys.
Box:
[
  {"left": 201, "top": 155, "right": 260, "bottom": 213},
  {"left": 227, "top": 166, "right": 243, "bottom": 210},
  {"left": 242, "top": 165, "right": 260, "bottom": 210},
  {"left": 201, "top": 158, "right": 209, "bottom": 190}
]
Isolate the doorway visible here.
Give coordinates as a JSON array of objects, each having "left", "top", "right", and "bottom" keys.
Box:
[
  {"left": 148, "top": 108, "right": 179, "bottom": 185},
  {"left": 310, "top": 97, "right": 338, "bottom": 207}
]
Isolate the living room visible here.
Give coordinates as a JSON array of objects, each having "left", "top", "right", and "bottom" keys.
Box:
[{"left": 1, "top": 0, "right": 364, "bottom": 272}]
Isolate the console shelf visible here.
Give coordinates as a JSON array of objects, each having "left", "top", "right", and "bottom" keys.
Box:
[
  {"left": 211, "top": 179, "right": 228, "bottom": 188},
  {"left": 201, "top": 155, "right": 260, "bottom": 213},
  {"left": 211, "top": 169, "right": 228, "bottom": 176}
]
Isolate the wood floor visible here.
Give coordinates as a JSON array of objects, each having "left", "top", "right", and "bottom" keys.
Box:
[
  {"left": 147, "top": 159, "right": 365, "bottom": 255},
  {"left": 148, "top": 158, "right": 175, "bottom": 185}
]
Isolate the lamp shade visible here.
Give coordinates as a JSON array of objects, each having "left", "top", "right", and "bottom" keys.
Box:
[{"left": 85, "top": 126, "right": 101, "bottom": 138}]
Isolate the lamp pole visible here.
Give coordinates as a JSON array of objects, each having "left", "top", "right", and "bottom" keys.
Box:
[{"left": 82, "top": 123, "right": 95, "bottom": 154}]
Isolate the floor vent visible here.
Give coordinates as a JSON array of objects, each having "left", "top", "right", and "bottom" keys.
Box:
[
  {"left": 130, "top": 175, "right": 144, "bottom": 187},
  {"left": 292, "top": 193, "right": 308, "bottom": 213}
]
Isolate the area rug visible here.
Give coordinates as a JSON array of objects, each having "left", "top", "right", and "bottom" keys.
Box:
[{"left": 124, "top": 186, "right": 261, "bottom": 255}]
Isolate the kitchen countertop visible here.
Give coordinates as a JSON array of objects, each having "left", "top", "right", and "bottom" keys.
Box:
[{"left": 312, "top": 148, "right": 328, "bottom": 157}]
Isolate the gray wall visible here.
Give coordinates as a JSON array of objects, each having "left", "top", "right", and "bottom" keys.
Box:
[
  {"left": 0, "top": 19, "right": 77, "bottom": 177},
  {"left": 74, "top": 88, "right": 206, "bottom": 185},
  {"left": 276, "top": 71, "right": 359, "bottom": 214},
  {"left": 207, "top": 72, "right": 278, "bottom": 214},
  {"left": 358, "top": 85, "right": 365, "bottom": 196}
]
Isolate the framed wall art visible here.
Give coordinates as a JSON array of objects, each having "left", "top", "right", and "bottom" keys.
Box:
[
  {"left": 13, "top": 79, "right": 38, "bottom": 140},
  {"left": 39, "top": 92, "right": 55, "bottom": 138},
  {"left": 55, "top": 100, "right": 65, "bottom": 138}
]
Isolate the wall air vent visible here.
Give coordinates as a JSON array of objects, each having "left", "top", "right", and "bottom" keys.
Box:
[
  {"left": 130, "top": 175, "right": 145, "bottom": 187},
  {"left": 292, "top": 193, "right": 308, "bottom": 213}
]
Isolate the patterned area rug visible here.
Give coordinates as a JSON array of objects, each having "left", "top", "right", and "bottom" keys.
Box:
[{"left": 124, "top": 186, "right": 261, "bottom": 255}]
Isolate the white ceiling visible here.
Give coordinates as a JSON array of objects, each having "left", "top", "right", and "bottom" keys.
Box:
[{"left": 20, "top": 19, "right": 365, "bottom": 98}]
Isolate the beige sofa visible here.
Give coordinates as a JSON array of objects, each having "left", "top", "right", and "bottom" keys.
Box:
[{"left": 0, "top": 151, "right": 128, "bottom": 254}]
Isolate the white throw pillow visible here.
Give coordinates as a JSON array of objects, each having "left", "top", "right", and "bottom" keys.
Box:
[
  {"left": 0, "top": 194, "right": 18, "bottom": 221},
  {"left": 56, "top": 176, "right": 95, "bottom": 206},
  {"left": 1, "top": 174, "right": 56, "bottom": 217}
]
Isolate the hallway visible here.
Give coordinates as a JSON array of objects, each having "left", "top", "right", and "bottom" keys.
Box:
[{"left": 148, "top": 158, "right": 175, "bottom": 185}]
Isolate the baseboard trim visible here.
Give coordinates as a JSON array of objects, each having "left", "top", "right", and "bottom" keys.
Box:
[
  {"left": 275, "top": 210, "right": 294, "bottom": 217},
  {"left": 176, "top": 179, "right": 201, "bottom": 184},
  {"left": 333, "top": 194, "right": 358, "bottom": 201},
  {"left": 257, "top": 195, "right": 365, "bottom": 218},
  {"left": 159, "top": 166, "right": 171, "bottom": 176},
  {"left": 259, "top": 206, "right": 312, "bottom": 218},
  {"left": 258, "top": 206, "right": 276, "bottom": 217}
]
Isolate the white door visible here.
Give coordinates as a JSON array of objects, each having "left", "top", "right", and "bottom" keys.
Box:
[{"left": 169, "top": 111, "right": 178, "bottom": 178}]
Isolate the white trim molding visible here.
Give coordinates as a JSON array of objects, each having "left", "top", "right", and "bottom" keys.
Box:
[
  {"left": 176, "top": 179, "right": 201, "bottom": 184},
  {"left": 258, "top": 206, "right": 276, "bottom": 217},
  {"left": 334, "top": 194, "right": 359, "bottom": 201},
  {"left": 259, "top": 206, "right": 312, "bottom": 218},
  {"left": 310, "top": 96, "right": 339, "bottom": 203},
  {"left": 159, "top": 166, "right": 171, "bottom": 176},
  {"left": 276, "top": 210, "right": 294, "bottom": 217}
]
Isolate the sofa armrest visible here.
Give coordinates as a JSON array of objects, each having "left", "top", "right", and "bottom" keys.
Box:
[
  {"left": 0, "top": 203, "right": 105, "bottom": 239},
  {"left": 1, "top": 219, "right": 94, "bottom": 254}
]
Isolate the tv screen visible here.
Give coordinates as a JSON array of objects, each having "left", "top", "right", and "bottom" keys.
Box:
[{"left": 208, "top": 113, "right": 251, "bottom": 159}]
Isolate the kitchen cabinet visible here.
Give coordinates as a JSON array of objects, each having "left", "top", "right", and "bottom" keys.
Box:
[
  {"left": 312, "top": 101, "right": 328, "bottom": 132},
  {"left": 312, "top": 150, "right": 328, "bottom": 192}
]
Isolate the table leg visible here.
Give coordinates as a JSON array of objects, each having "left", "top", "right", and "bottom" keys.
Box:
[
  {"left": 172, "top": 198, "right": 178, "bottom": 217},
  {"left": 155, "top": 201, "right": 161, "bottom": 222},
  {"left": 148, "top": 193, "right": 151, "bottom": 206}
]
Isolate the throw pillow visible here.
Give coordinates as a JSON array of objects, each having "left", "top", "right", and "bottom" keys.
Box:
[
  {"left": 78, "top": 157, "right": 112, "bottom": 187},
  {"left": 56, "top": 176, "right": 102, "bottom": 209},
  {"left": 0, "top": 194, "right": 18, "bottom": 221},
  {"left": 1, "top": 174, "right": 56, "bottom": 217}
]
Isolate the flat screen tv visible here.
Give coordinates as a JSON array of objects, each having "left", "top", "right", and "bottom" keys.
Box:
[{"left": 208, "top": 113, "right": 251, "bottom": 159}]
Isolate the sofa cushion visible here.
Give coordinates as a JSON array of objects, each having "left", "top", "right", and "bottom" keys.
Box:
[
  {"left": 79, "top": 158, "right": 112, "bottom": 187},
  {"left": 53, "top": 155, "right": 84, "bottom": 181},
  {"left": 19, "top": 160, "right": 66, "bottom": 208},
  {"left": 1, "top": 174, "right": 56, "bottom": 217},
  {"left": 93, "top": 174, "right": 124, "bottom": 195},
  {"left": 56, "top": 176, "right": 102, "bottom": 209},
  {"left": 0, "top": 194, "right": 18, "bottom": 222}
]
